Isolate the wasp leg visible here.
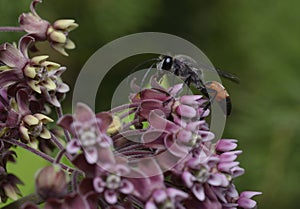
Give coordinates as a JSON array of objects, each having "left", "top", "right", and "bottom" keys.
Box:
[
  {"left": 200, "top": 88, "right": 217, "bottom": 120},
  {"left": 225, "top": 96, "right": 232, "bottom": 116},
  {"left": 201, "top": 87, "right": 231, "bottom": 118}
]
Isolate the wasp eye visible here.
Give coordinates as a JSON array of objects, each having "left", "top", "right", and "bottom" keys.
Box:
[{"left": 161, "top": 56, "right": 173, "bottom": 70}]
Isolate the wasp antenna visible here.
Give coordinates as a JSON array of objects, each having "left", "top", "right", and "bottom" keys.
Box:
[
  {"left": 140, "top": 62, "right": 157, "bottom": 90},
  {"left": 127, "top": 57, "right": 160, "bottom": 86}
]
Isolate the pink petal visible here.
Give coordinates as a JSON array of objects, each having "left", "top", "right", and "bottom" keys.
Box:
[
  {"left": 74, "top": 103, "right": 95, "bottom": 123},
  {"left": 192, "top": 184, "right": 205, "bottom": 201},
  {"left": 57, "top": 114, "right": 75, "bottom": 135},
  {"left": 182, "top": 171, "right": 194, "bottom": 188},
  {"left": 231, "top": 166, "right": 245, "bottom": 178},
  {"left": 142, "top": 130, "right": 165, "bottom": 148},
  {"left": 66, "top": 139, "right": 81, "bottom": 154},
  {"left": 168, "top": 84, "right": 184, "bottom": 95},
  {"left": 218, "top": 161, "right": 240, "bottom": 173},
  {"left": 153, "top": 189, "right": 167, "bottom": 203},
  {"left": 64, "top": 193, "right": 88, "bottom": 209},
  {"left": 104, "top": 190, "right": 118, "bottom": 204},
  {"left": 180, "top": 95, "right": 202, "bottom": 105},
  {"left": 149, "top": 109, "right": 179, "bottom": 132},
  {"left": 166, "top": 188, "right": 188, "bottom": 200},
  {"left": 186, "top": 120, "right": 205, "bottom": 132},
  {"left": 238, "top": 198, "right": 257, "bottom": 209},
  {"left": 96, "top": 112, "right": 113, "bottom": 132},
  {"left": 216, "top": 139, "right": 238, "bottom": 152},
  {"left": 93, "top": 177, "right": 105, "bottom": 193},
  {"left": 220, "top": 150, "right": 242, "bottom": 162},
  {"left": 208, "top": 173, "right": 229, "bottom": 187},
  {"left": 84, "top": 146, "right": 98, "bottom": 164},
  {"left": 199, "top": 130, "right": 215, "bottom": 142},
  {"left": 177, "top": 129, "right": 192, "bottom": 143},
  {"left": 145, "top": 201, "right": 157, "bottom": 209},
  {"left": 0, "top": 43, "right": 27, "bottom": 68},
  {"left": 119, "top": 179, "right": 134, "bottom": 194},
  {"left": 240, "top": 191, "right": 262, "bottom": 199},
  {"left": 176, "top": 104, "right": 197, "bottom": 118},
  {"left": 18, "top": 36, "right": 35, "bottom": 58},
  {"left": 141, "top": 89, "right": 169, "bottom": 101}
]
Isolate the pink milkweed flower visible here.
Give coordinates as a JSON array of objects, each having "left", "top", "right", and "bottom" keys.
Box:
[
  {"left": 145, "top": 188, "right": 188, "bottom": 209},
  {"left": 58, "top": 103, "right": 113, "bottom": 164}
]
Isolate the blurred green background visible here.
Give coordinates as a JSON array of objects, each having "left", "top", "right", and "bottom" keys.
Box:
[{"left": 1, "top": 0, "right": 300, "bottom": 208}]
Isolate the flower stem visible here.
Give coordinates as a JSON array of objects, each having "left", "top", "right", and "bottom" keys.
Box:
[
  {"left": 0, "top": 138, "right": 75, "bottom": 172},
  {"left": 118, "top": 109, "right": 137, "bottom": 120},
  {"left": 50, "top": 133, "right": 73, "bottom": 161},
  {"left": 54, "top": 149, "right": 67, "bottom": 164},
  {"left": 110, "top": 103, "right": 139, "bottom": 113},
  {"left": 56, "top": 106, "right": 71, "bottom": 142},
  {"left": 0, "top": 193, "right": 42, "bottom": 209},
  {"left": 0, "top": 27, "right": 24, "bottom": 32}
]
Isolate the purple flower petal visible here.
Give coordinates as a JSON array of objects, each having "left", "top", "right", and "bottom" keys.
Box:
[
  {"left": 93, "top": 177, "right": 105, "bottom": 193},
  {"left": 240, "top": 191, "right": 262, "bottom": 199},
  {"left": 104, "top": 189, "right": 118, "bottom": 204},
  {"left": 18, "top": 36, "right": 35, "bottom": 58},
  {"left": 168, "top": 83, "right": 184, "bottom": 95},
  {"left": 149, "top": 110, "right": 179, "bottom": 132},
  {"left": 216, "top": 139, "right": 238, "bottom": 152},
  {"left": 84, "top": 146, "right": 98, "bottom": 164},
  {"left": 145, "top": 201, "right": 157, "bottom": 209},
  {"left": 153, "top": 189, "right": 167, "bottom": 203},
  {"left": 208, "top": 173, "right": 229, "bottom": 187},
  {"left": 238, "top": 197, "right": 257, "bottom": 209},
  {"left": 186, "top": 120, "right": 205, "bottom": 132},
  {"left": 238, "top": 191, "right": 262, "bottom": 208},
  {"left": 141, "top": 89, "right": 169, "bottom": 101},
  {"left": 72, "top": 154, "right": 95, "bottom": 176},
  {"left": 192, "top": 184, "right": 205, "bottom": 201},
  {"left": 64, "top": 193, "right": 89, "bottom": 209},
  {"left": 226, "top": 184, "right": 239, "bottom": 198},
  {"left": 176, "top": 104, "right": 197, "bottom": 118},
  {"left": 0, "top": 69, "right": 23, "bottom": 87},
  {"left": 57, "top": 83, "right": 70, "bottom": 93},
  {"left": 96, "top": 112, "right": 113, "bottom": 132},
  {"left": 220, "top": 150, "right": 242, "bottom": 163},
  {"left": 218, "top": 161, "right": 240, "bottom": 173},
  {"left": 66, "top": 139, "right": 81, "bottom": 154},
  {"left": 182, "top": 171, "right": 194, "bottom": 188},
  {"left": 164, "top": 134, "right": 189, "bottom": 157},
  {"left": 57, "top": 114, "right": 75, "bottom": 135},
  {"left": 119, "top": 179, "right": 134, "bottom": 194},
  {"left": 142, "top": 130, "right": 165, "bottom": 149},
  {"left": 199, "top": 130, "right": 215, "bottom": 142},
  {"left": 166, "top": 187, "right": 188, "bottom": 200},
  {"left": 177, "top": 129, "right": 192, "bottom": 144},
  {"left": 231, "top": 166, "right": 245, "bottom": 178},
  {"left": 74, "top": 103, "right": 95, "bottom": 123},
  {"left": 96, "top": 146, "right": 116, "bottom": 166},
  {"left": 180, "top": 95, "right": 202, "bottom": 105},
  {"left": 0, "top": 43, "right": 27, "bottom": 68}
]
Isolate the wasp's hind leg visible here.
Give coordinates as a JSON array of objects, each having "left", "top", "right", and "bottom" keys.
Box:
[
  {"left": 199, "top": 87, "right": 217, "bottom": 120},
  {"left": 200, "top": 86, "right": 231, "bottom": 118}
]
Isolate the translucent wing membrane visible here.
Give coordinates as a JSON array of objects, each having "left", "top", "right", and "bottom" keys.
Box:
[{"left": 216, "top": 68, "right": 240, "bottom": 83}]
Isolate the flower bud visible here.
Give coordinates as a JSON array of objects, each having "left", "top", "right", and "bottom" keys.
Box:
[{"left": 35, "top": 165, "right": 68, "bottom": 199}]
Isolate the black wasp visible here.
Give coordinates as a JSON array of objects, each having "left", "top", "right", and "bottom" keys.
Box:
[{"left": 156, "top": 54, "right": 239, "bottom": 116}]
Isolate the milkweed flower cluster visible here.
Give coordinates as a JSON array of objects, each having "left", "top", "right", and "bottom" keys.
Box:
[{"left": 0, "top": 1, "right": 261, "bottom": 209}]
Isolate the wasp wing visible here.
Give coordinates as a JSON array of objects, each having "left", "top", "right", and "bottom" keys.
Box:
[{"left": 215, "top": 68, "right": 240, "bottom": 83}]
